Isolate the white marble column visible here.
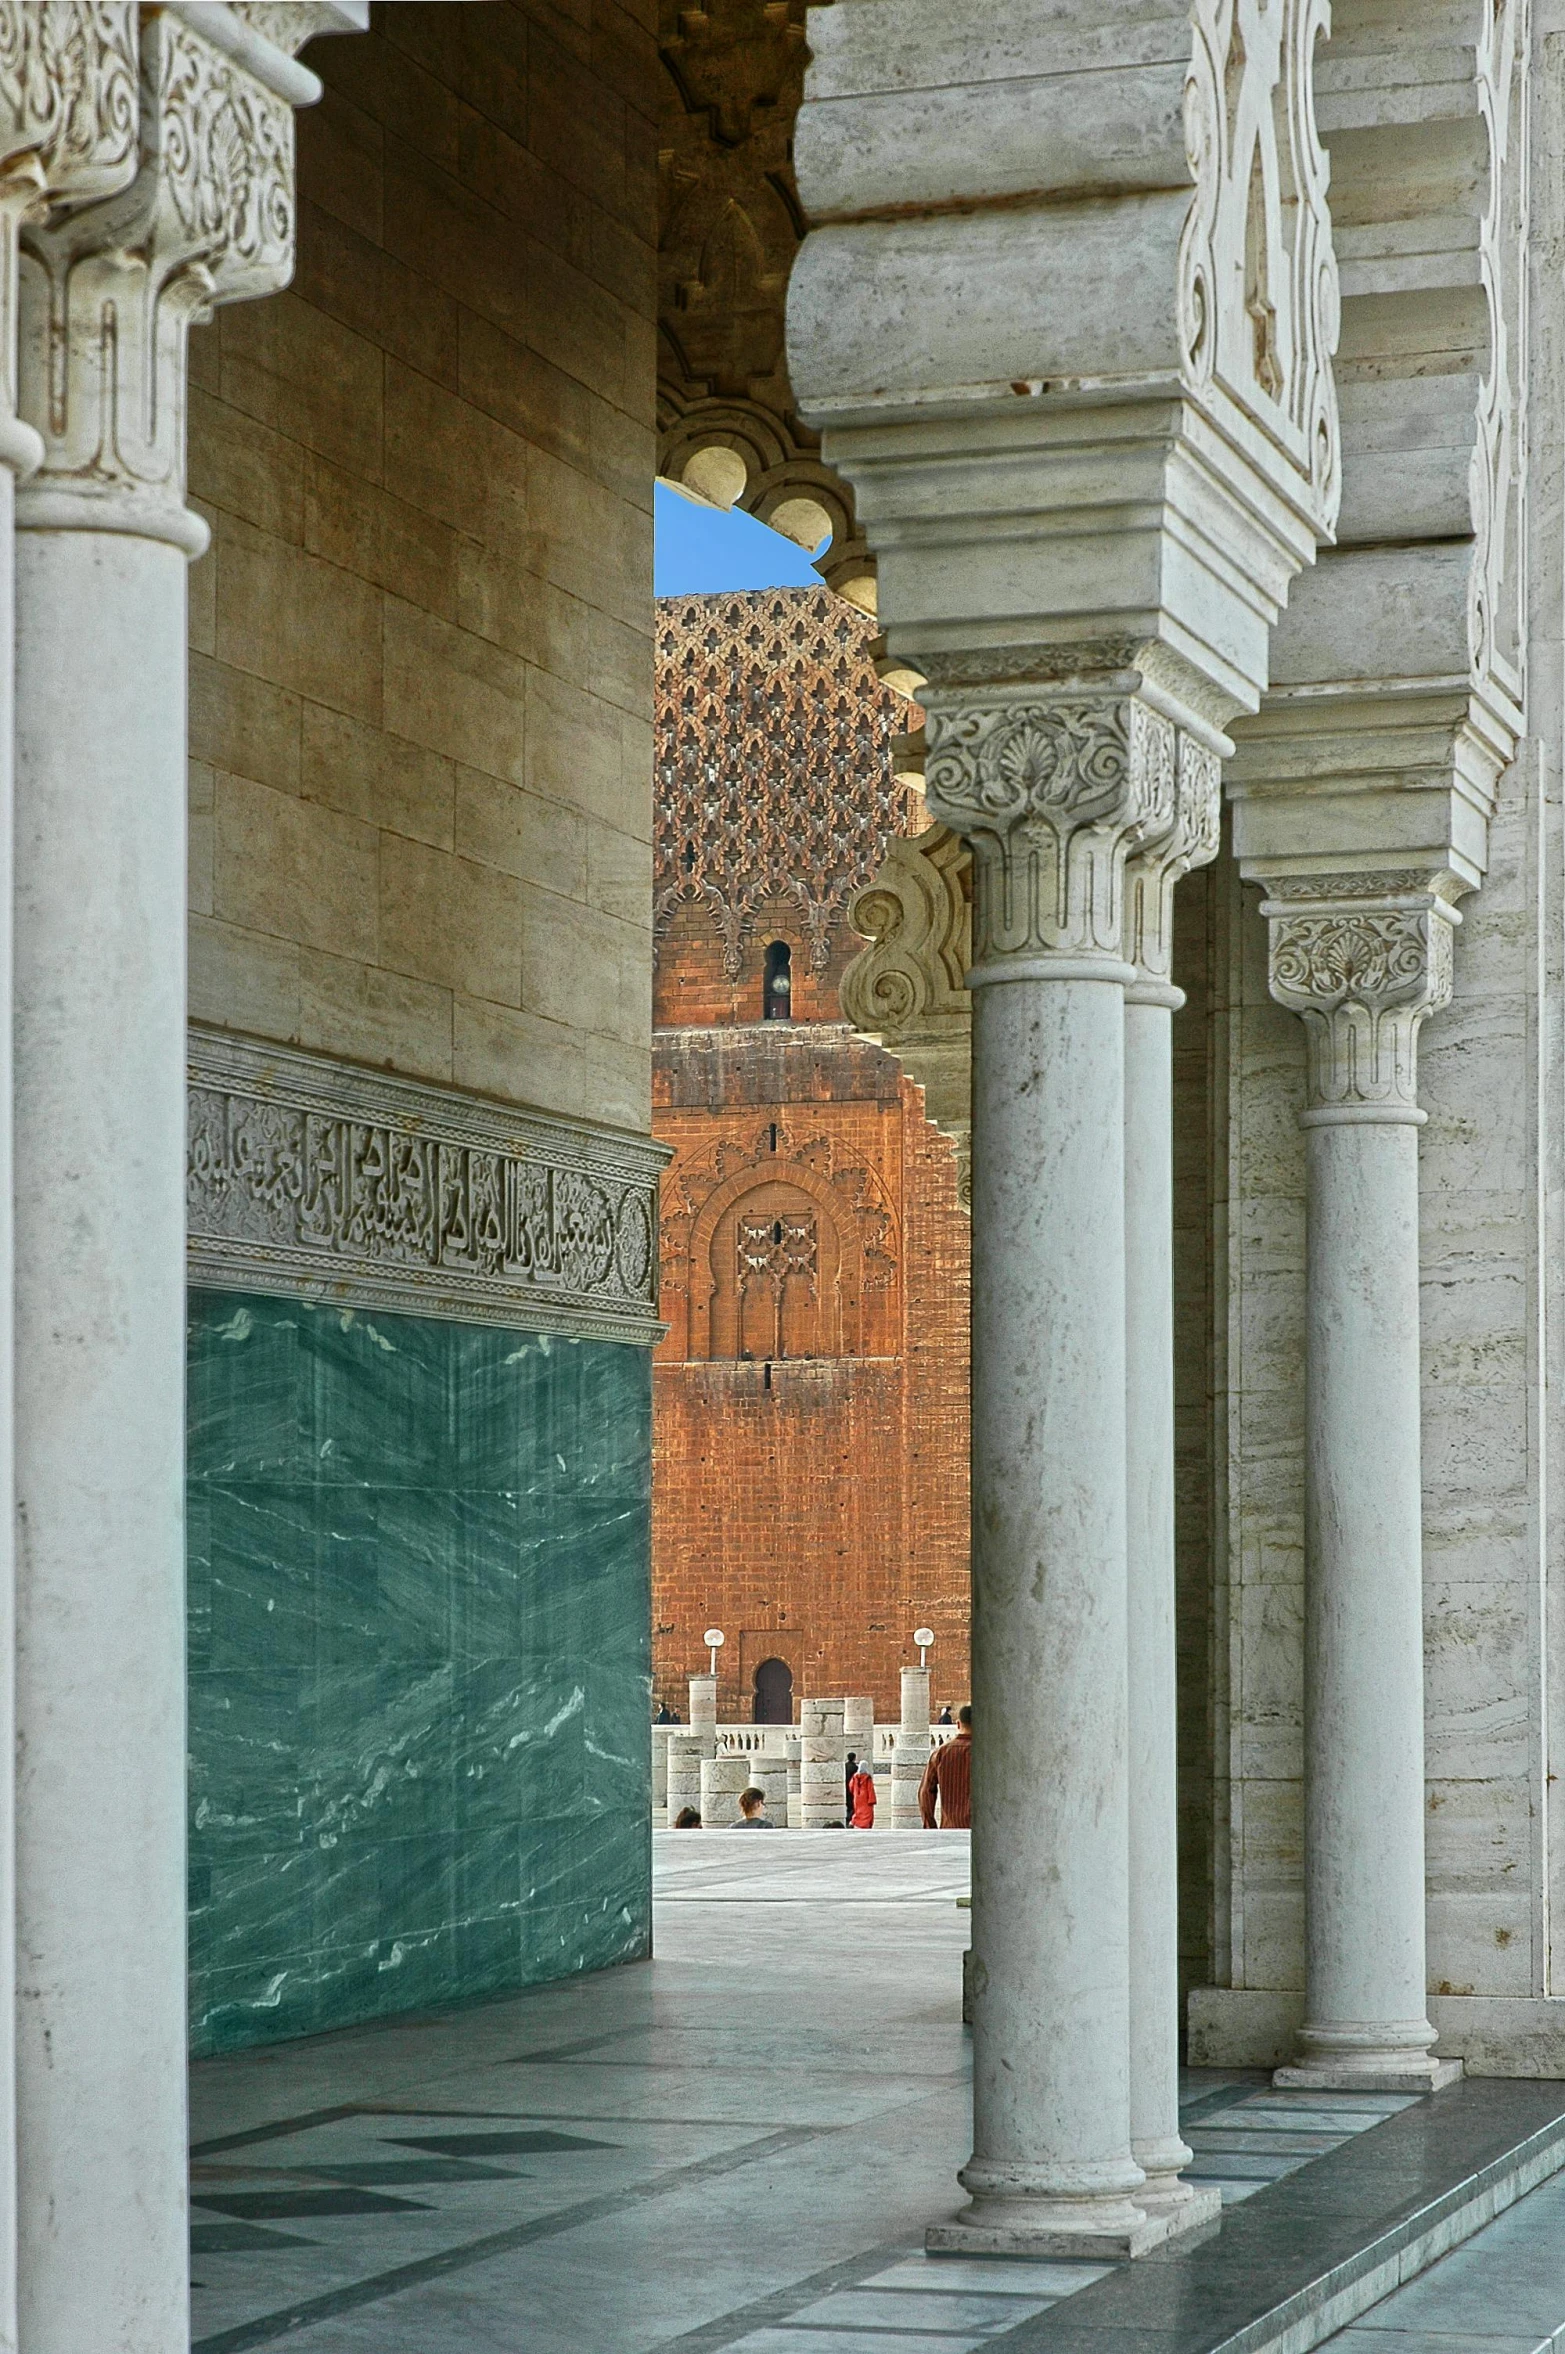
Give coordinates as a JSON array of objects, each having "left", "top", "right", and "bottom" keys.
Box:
[
  {"left": 0, "top": 16, "right": 142, "bottom": 2343},
  {"left": 1262, "top": 885, "right": 1462, "bottom": 2093},
  {"left": 11, "top": 15, "right": 318, "bottom": 2345},
  {"left": 925, "top": 686, "right": 1185, "bottom": 2260},
  {"left": 1123, "top": 746, "right": 1222, "bottom": 2225}
]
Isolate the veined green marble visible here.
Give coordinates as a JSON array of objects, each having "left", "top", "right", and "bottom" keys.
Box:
[{"left": 186, "top": 1289, "right": 652, "bottom": 2057}]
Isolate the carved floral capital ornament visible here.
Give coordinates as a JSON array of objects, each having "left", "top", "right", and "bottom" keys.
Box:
[
  {"left": 920, "top": 690, "right": 1226, "bottom": 988},
  {"left": 1261, "top": 882, "right": 1459, "bottom": 1122},
  {"left": 16, "top": 4, "right": 312, "bottom": 553}
]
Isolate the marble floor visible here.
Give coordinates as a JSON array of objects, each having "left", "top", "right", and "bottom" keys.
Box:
[{"left": 185, "top": 1832, "right": 1565, "bottom": 2354}]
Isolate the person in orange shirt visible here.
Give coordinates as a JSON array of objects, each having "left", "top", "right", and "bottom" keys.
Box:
[{"left": 919, "top": 1704, "right": 972, "bottom": 1828}]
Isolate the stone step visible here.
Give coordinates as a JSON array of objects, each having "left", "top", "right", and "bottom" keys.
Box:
[{"left": 967, "top": 2077, "right": 1565, "bottom": 2354}]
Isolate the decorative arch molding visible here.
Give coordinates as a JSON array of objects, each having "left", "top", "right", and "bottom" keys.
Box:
[
  {"left": 657, "top": 385, "right": 874, "bottom": 612},
  {"left": 656, "top": 0, "right": 873, "bottom": 612},
  {"left": 667, "top": 1120, "right": 899, "bottom": 1362},
  {"left": 689, "top": 1162, "right": 849, "bottom": 1360}
]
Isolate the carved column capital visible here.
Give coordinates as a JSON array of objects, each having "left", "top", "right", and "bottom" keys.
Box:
[
  {"left": 17, "top": 6, "right": 306, "bottom": 553},
  {"left": 1125, "top": 734, "right": 1222, "bottom": 1005},
  {"left": 0, "top": 4, "right": 139, "bottom": 478},
  {"left": 1260, "top": 878, "right": 1460, "bottom": 1123},
  {"left": 922, "top": 691, "right": 1185, "bottom": 984}
]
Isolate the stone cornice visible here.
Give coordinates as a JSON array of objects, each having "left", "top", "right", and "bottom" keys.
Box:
[{"left": 187, "top": 1029, "right": 670, "bottom": 1347}]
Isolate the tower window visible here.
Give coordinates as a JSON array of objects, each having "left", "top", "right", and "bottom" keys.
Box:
[{"left": 762, "top": 940, "right": 792, "bottom": 1021}]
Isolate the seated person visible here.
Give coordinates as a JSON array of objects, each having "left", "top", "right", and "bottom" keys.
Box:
[{"left": 732, "top": 1787, "right": 775, "bottom": 1828}]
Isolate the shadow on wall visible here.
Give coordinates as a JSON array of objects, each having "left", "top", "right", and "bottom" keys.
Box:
[{"left": 185, "top": 1291, "right": 652, "bottom": 2056}]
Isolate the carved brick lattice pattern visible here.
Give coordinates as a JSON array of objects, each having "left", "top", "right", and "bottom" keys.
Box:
[{"left": 654, "top": 588, "right": 916, "bottom": 979}]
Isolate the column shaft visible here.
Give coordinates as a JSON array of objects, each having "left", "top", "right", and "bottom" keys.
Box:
[
  {"left": 1124, "top": 996, "right": 1214, "bottom": 2217},
  {"left": 14, "top": 531, "right": 191, "bottom": 2350},
  {"left": 954, "top": 969, "right": 1147, "bottom": 2247},
  {"left": 1282, "top": 1118, "right": 1443, "bottom": 2082}
]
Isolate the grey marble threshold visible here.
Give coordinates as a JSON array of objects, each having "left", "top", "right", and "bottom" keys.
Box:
[{"left": 977, "top": 2076, "right": 1565, "bottom": 2354}]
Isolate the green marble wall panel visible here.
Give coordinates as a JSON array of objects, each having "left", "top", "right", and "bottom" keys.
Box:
[{"left": 186, "top": 1289, "right": 652, "bottom": 2057}]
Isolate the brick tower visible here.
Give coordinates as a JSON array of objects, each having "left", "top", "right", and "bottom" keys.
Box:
[{"left": 652, "top": 587, "right": 970, "bottom": 1724}]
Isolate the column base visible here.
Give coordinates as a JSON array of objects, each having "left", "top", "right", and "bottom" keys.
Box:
[
  {"left": 927, "top": 2205, "right": 1171, "bottom": 2261},
  {"left": 1136, "top": 2182, "right": 1223, "bottom": 2237},
  {"left": 1274, "top": 2057, "right": 1463, "bottom": 2094}
]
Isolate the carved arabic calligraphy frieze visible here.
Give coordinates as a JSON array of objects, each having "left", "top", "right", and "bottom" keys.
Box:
[{"left": 187, "top": 1029, "right": 669, "bottom": 1345}]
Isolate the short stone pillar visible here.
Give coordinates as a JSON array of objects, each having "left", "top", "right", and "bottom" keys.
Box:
[
  {"left": 666, "top": 1732, "right": 709, "bottom": 1824},
  {"left": 843, "top": 1695, "right": 874, "bottom": 1758},
  {"left": 889, "top": 1735, "right": 930, "bottom": 1830},
  {"left": 785, "top": 1737, "right": 803, "bottom": 1829},
  {"left": 688, "top": 1674, "right": 718, "bottom": 1734},
  {"left": 800, "top": 1697, "right": 846, "bottom": 1827},
  {"left": 700, "top": 1753, "right": 751, "bottom": 1830},
  {"left": 890, "top": 1667, "right": 932, "bottom": 1829},
  {"left": 750, "top": 1757, "right": 788, "bottom": 1823},
  {"left": 652, "top": 1724, "right": 674, "bottom": 1825}
]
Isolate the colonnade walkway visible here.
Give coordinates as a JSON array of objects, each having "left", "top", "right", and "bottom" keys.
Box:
[{"left": 186, "top": 1835, "right": 1565, "bottom": 2353}]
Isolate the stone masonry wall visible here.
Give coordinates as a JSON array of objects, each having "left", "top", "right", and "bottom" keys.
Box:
[{"left": 185, "top": 0, "right": 655, "bottom": 1135}]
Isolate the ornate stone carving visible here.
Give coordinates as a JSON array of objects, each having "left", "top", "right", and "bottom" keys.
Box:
[
  {"left": 17, "top": 7, "right": 301, "bottom": 550},
  {"left": 228, "top": 3, "right": 364, "bottom": 55},
  {"left": 923, "top": 694, "right": 1180, "bottom": 972},
  {"left": 1179, "top": 0, "right": 1340, "bottom": 524},
  {"left": 0, "top": 3, "right": 137, "bottom": 472},
  {"left": 1261, "top": 887, "right": 1459, "bottom": 1117},
  {"left": 186, "top": 1030, "right": 669, "bottom": 1345},
  {"left": 0, "top": 4, "right": 137, "bottom": 190},
  {"left": 1125, "top": 735, "right": 1222, "bottom": 990},
  {"left": 654, "top": 586, "right": 917, "bottom": 979},
  {"left": 842, "top": 825, "right": 973, "bottom": 1206}
]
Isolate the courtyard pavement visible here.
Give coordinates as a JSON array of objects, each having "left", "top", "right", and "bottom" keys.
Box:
[{"left": 185, "top": 1831, "right": 1565, "bottom": 2353}]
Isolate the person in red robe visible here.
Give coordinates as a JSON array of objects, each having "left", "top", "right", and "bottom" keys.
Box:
[{"left": 848, "top": 1759, "right": 877, "bottom": 1828}]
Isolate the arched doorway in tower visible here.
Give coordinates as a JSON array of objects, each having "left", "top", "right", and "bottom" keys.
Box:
[{"left": 753, "top": 1658, "right": 793, "bottom": 1723}]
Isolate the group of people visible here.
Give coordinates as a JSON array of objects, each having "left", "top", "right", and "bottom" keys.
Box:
[{"left": 669, "top": 1706, "right": 972, "bottom": 1830}]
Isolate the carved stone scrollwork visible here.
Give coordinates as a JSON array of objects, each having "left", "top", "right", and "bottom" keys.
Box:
[
  {"left": 1261, "top": 882, "right": 1460, "bottom": 1120},
  {"left": 0, "top": 2, "right": 137, "bottom": 473},
  {"left": 187, "top": 1030, "right": 670, "bottom": 1345},
  {"left": 17, "top": 7, "right": 301, "bottom": 552},
  {"left": 923, "top": 694, "right": 1180, "bottom": 976},
  {"left": 841, "top": 825, "right": 973, "bottom": 1206},
  {"left": 0, "top": 4, "right": 137, "bottom": 190},
  {"left": 1179, "top": 0, "right": 1341, "bottom": 526}
]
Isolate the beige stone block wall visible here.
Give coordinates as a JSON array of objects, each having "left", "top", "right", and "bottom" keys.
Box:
[
  {"left": 1193, "top": 768, "right": 1556, "bottom": 2018},
  {"left": 186, "top": 0, "right": 656, "bottom": 1135}
]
